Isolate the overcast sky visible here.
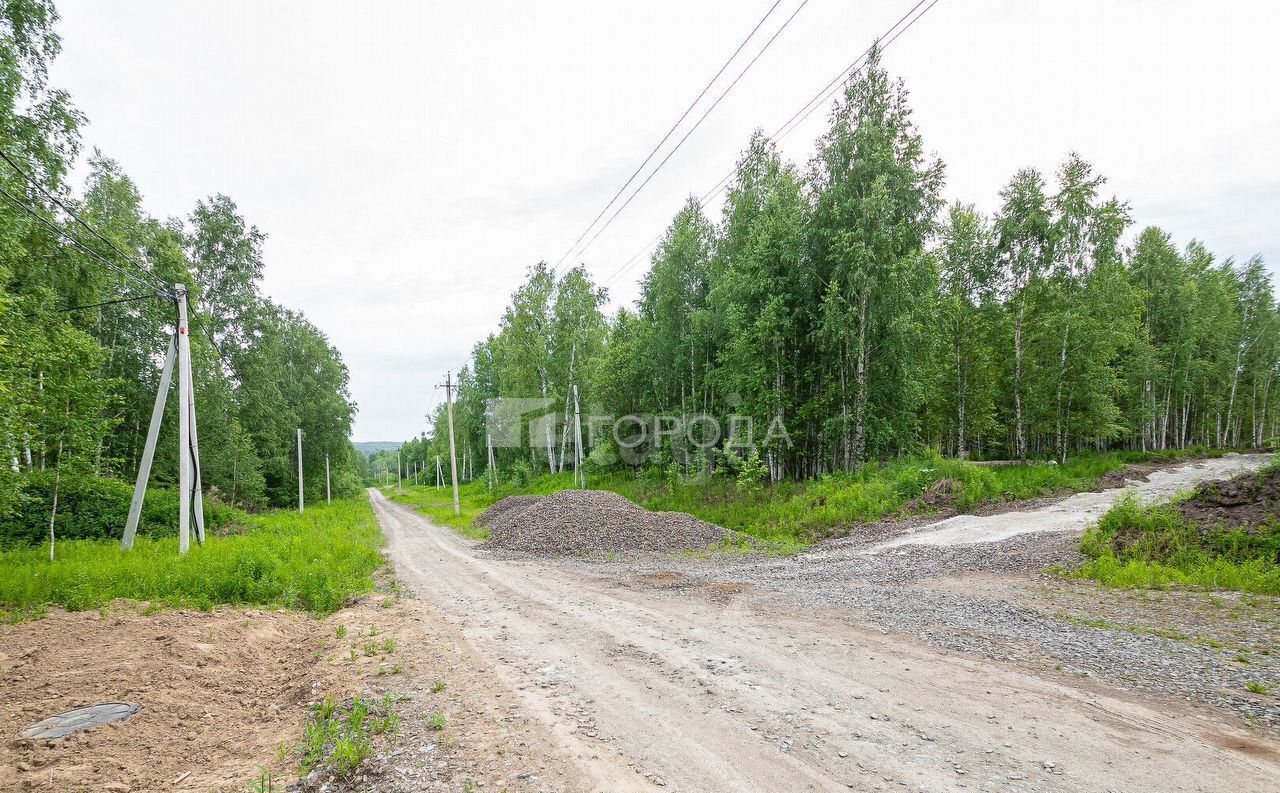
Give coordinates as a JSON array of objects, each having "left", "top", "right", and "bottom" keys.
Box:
[{"left": 49, "top": 0, "right": 1280, "bottom": 441}]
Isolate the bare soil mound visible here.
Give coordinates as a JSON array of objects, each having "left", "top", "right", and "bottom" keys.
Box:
[
  {"left": 473, "top": 494, "right": 544, "bottom": 528},
  {"left": 1178, "top": 467, "right": 1280, "bottom": 532},
  {"left": 483, "top": 489, "right": 731, "bottom": 555}
]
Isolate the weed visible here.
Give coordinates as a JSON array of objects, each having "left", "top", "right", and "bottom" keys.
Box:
[
  {"left": 426, "top": 711, "right": 446, "bottom": 730},
  {"left": 298, "top": 692, "right": 399, "bottom": 779},
  {"left": 246, "top": 765, "right": 279, "bottom": 792},
  {"left": 382, "top": 637, "right": 396, "bottom": 653},
  {"left": 431, "top": 680, "right": 446, "bottom": 693},
  {"left": 1246, "top": 681, "right": 1270, "bottom": 696},
  {"left": 381, "top": 597, "right": 394, "bottom": 609},
  {"left": 335, "top": 625, "right": 347, "bottom": 639},
  {"left": 0, "top": 499, "right": 384, "bottom": 618}
]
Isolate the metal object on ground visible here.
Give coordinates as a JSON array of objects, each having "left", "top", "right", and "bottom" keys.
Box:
[{"left": 20, "top": 702, "right": 141, "bottom": 739}]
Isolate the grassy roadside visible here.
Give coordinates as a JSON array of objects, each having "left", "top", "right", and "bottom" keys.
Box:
[
  {"left": 0, "top": 496, "right": 384, "bottom": 621},
  {"left": 1072, "top": 466, "right": 1280, "bottom": 595},
  {"left": 388, "top": 448, "right": 1224, "bottom": 546}
]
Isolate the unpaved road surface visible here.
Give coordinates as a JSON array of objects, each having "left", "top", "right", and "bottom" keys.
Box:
[
  {"left": 371, "top": 480, "right": 1280, "bottom": 793},
  {"left": 876, "top": 453, "right": 1270, "bottom": 549}
]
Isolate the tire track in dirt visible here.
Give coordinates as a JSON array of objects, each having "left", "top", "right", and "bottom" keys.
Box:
[{"left": 372, "top": 489, "right": 1280, "bottom": 792}]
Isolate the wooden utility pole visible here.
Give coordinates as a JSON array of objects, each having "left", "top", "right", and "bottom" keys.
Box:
[
  {"left": 441, "top": 370, "right": 461, "bottom": 516},
  {"left": 325, "top": 453, "right": 331, "bottom": 505},
  {"left": 297, "top": 428, "right": 304, "bottom": 514}
]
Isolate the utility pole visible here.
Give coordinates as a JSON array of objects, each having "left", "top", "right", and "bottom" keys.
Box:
[
  {"left": 487, "top": 431, "right": 496, "bottom": 494},
  {"left": 397, "top": 449, "right": 403, "bottom": 494},
  {"left": 123, "top": 285, "right": 204, "bottom": 554},
  {"left": 436, "top": 454, "right": 442, "bottom": 490},
  {"left": 325, "top": 453, "right": 331, "bottom": 506},
  {"left": 297, "top": 428, "right": 304, "bottom": 514},
  {"left": 573, "top": 383, "right": 585, "bottom": 488},
  {"left": 440, "top": 370, "right": 461, "bottom": 516}
]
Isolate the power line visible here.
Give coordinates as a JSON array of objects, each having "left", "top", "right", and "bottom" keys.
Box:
[
  {"left": 0, "top": 149, "right": 166, "bottom": 291},
  {"left": 0, "top": 184, "right": 162, "bottom": 295},
  {"left": 57, "top": 291, "right": 161, "bottom": 313},
  {"left": 600, "top": 0, "right": 943, "bottom": 289},
  {"left": 773, "top": 0, "right": 938, "bottom": 143},
  {"left": 553, "top": 0, "right": 784, "bottom": 272},
  {"left": 564, "top": 0, "right": 811, "bottom": 267}
]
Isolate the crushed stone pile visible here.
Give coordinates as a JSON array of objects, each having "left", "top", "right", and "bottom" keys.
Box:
[
  {"left": 480, "top": 489, "right": 732, "bottom": 555},
  {"left": 472, "top": 495, "right": 544, "bottom": 529}
]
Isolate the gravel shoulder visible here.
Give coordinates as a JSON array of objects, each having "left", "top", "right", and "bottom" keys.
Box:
[{"left": 373, "top": 488, "right": 1280, "bottom": 792}]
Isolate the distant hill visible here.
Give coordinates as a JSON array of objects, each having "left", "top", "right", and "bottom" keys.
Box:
[{"left": 354, "top": 441, "right": 400, "bottom": 458}]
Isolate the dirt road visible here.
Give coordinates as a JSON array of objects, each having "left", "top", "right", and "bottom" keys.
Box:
[
  {"left": 371, "top": 488, "right": 1280, "bottom": 793},
  {"left": 875, "top": 453, "right": 1271, "bottom": 549}
]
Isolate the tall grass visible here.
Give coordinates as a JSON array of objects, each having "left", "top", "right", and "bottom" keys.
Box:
[
  {"left": 394, "top": 450, "right": 1205, "bottom": 545},
  {"left": 1074, "top": 490, "right": 1280, "bottom": 595},
  {"left": 0, "top": 497, "right": 384, "bottom": 620}
]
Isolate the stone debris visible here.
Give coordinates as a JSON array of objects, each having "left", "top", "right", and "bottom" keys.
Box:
[{"left": 481, "top": 489, "right": 732, "bottom": 555}]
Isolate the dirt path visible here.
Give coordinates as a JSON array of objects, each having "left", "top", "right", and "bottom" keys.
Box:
[
  {"left": 372, "top": 489, "right": 1280, "bottom": 793},
  {"left": 875, "top": 452, "right": 1272, "bottom": 549}
]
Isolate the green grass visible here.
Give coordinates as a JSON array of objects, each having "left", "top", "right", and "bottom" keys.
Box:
[
  {"left": 0, "top": 496, "right": 384, "bottom": 620},
  {"left": 393, "top": 449, "right": 1218, "bottom": 546},
  {"left": 1072, "top": 481, "right": 1280, "bottom": 595},
  {"left": 299, "top": 693, "right": 399, "bottom": 779}
]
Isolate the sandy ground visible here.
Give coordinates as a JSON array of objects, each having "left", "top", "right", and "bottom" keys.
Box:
[
  {"left": 0, "top": 590, "right": 590, "bottom": 792},
  {"left": 371, "top": 487, "right": 1280, "bottom": 793},
  {"left": 875, "top": 452, "right": 1271, "bottom": 549}
]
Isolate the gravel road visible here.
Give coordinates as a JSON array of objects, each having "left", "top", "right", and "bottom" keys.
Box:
[{"left": 371, "top": 482, "right": 1280, "bottom": 793}]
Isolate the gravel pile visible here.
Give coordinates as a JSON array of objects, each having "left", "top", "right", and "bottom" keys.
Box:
[
  {"left": 473, "top": 495, "right": 544, "bottom": 529},
  {"left": 483, "top": 489, "right": 730, "bottom": 555}
]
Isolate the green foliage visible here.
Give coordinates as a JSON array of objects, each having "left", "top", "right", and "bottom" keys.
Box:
[
  {"left": 379, "top": 47, "right": 1278, "bottom": 497},
  {"left": 1075, "top": 492, "right": 1280, "bottom": 595},
  {"left": 0, "top": 470, "right": 244, "bottom": 548},
  {"left": 0, "top": 496, "right": 384, "bottom": 618},
  {"left": 0, "top": 11, "right": 359, "bottom": 518},
  {"left": 299, "top": 693, "right": 398, "bottom": 780}
]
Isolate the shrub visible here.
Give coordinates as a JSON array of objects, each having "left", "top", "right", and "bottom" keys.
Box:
[{"left": 0, "top": 470, "right": 243, "bottom": 548}]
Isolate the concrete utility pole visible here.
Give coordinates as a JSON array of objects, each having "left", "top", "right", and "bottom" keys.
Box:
[
  {"left": 436, "top": 454, "right": 443, "bottom": 490},
  {"left": 123, "top": 285, "right": 205, "bottom": 554},
  {"left": 325, "top": 453, "right": 331, "bottom": 506},
  {"left": 487, "top": 431, "right": 496, "bottom": 493},
  {"left": 573, "top": 383, "right": 585, "bottom": 489},
  {"left": 297, "top": 428, "right": 304, "bottom": 514},
  {"left": 441, "top": 370, "right": 461, "bottom": 516}
]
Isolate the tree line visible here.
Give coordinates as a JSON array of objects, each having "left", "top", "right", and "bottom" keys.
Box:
[
  {"left": 395, "top": 48, "right": 1277, "bottom": 484},
  {"left": 0, "top": 1, "right": 361, "bottom": 526}
]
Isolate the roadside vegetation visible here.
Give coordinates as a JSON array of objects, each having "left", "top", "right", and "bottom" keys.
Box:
[
  {"left": 297, "top": 693, "right": 400, "bottom": 781},
  {"left": 0, "top": 497, "right": 384, "bottom": 620},
  {"left": 1075, "top": 464, "right": 1280, "bottom": 595},
  {"left": 388, "top": 448, "right": 1219, "bottom": 545}
]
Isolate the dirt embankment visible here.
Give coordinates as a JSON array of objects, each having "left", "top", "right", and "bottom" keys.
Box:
[{"left": 1176, "top": 465, "right": 1280, "bottom": 533}]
